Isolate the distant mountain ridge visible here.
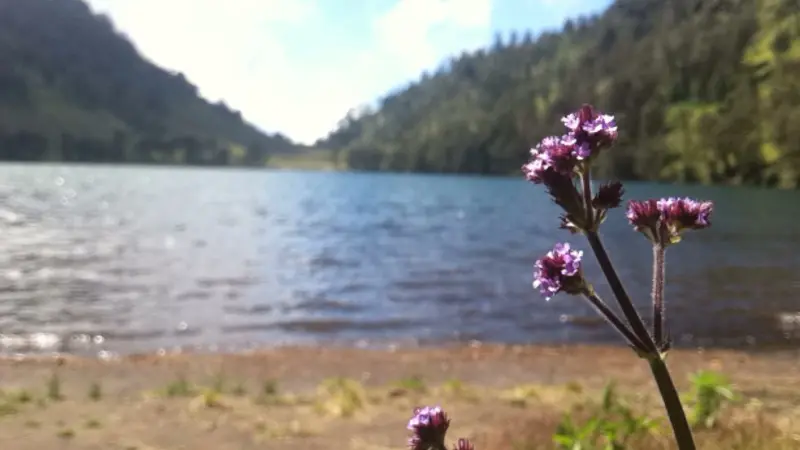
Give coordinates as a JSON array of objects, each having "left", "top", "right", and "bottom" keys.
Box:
[
  {"left": 0, "top": 0, "right": 298, "bottom": 166},
  {"left": 318, "top": 0, "right": 800, "bottom": 188}
]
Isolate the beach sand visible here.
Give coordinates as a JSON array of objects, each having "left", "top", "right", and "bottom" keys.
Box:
[{"left": 1, "top": 344, "right": 799, "bottom": 449}]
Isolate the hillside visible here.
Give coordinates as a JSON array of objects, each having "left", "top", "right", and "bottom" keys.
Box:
[
  {"left": 0, "top": 0, "right": 297, "bottom": 166},
  {"left": 318, "top": 0, "right": 800, "bottom": 188}
]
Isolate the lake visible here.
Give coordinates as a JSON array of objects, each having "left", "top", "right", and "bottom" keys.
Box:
[{"left": 0, "top": 164, "right": 798, "bottom": 357}]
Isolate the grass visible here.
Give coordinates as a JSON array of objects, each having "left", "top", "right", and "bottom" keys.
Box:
[
  {"left": 56, "top": 428, "right": 76, "bottom": 440},
  {"left": 486, "top": 411, "right": 799, "bottom": 449},
  {"left": 390, "top": 375, "right": 427, "bottom": 396},
  {"left": 0, "top": 400, "right": 19, "bottom": 417},
  {"left": 267, "top": 148, "right": 340, "bottom": 171},
  {"left": 231, "top": 382, "right": 247, "bottom": 397},
  {"left": 441, "top": 378, "right": 480, "bottom": 403},
  {"left": 500, "top": 384, "right": 541, "bottom": 408},
  {"left": 314, "top": 377, "right": 365, "bottom": 418},
  {"left": 88, "top": 382, "right": 102, "bottom": 401},
  {"left": 47, "top": 373, "right": 63, "bottom": 401},
  {"left": 193, "top": 388, "right": 226, "bottom": 410},
  {"left": 0, "top": 368, "right": 795, "bottom": 449},
  {"left": 163, "top": 374, "right": 196, "bottom": 397},
  {"left": 85, "top": 418, "right": 102, "bottom": 429}
]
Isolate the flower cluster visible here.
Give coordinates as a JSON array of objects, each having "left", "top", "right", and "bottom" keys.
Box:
[
  {"left": 626, "top": 197, "right": 714, "bottom": 245},
  {"left": 520, "top": 103, "right": 715, "bottom": 450},
  {"left": 561, "top": 104, "right": 618, "bottom": 152},
  {"left": 532, "top": 243, "right": 587, "bottom": 301},
  {"left": 522, "top": 104, "right": 618, "bottom": 185},
  {"left": 406, "top": 406, "right": 474, "bottom": 450},
  {"left": 407, "top": 406, "right": 449, "bottom": 450},
  {"left": 522, "top": 105, "right": 621, "bottom": 233}
]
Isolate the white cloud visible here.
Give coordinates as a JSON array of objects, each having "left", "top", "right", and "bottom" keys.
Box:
[
  {"left": 374, "top": 0, "right": 492, "bottom": 73},
  {"left": 85, "top": 0, "right": 493, "bottom": 144}
]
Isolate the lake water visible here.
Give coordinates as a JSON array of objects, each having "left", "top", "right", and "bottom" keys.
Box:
[{"left": 0, "top": 164, "right": 798, "bottom": 357}]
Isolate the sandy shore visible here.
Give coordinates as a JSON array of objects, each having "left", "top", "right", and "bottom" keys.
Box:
[{"left": 1, "top": 343, "right": 799, "bottom": 449}]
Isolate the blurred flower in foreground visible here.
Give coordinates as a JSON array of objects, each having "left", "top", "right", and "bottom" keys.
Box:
[
  {"left": 407, "top": 406, "right": 450, "bottom": 450},
  {"left": 454, "top": 438, "right": 474, "bottom": 450}
]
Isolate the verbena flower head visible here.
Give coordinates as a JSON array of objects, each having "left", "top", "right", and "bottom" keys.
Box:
[
  {"left": 407, "top": 406, "right": 450, "bottom": 450},
  {"left": 533, "top": 243, "right": 587, "bottom": 301},
  {"left": 454, "top": 438, "right": 475, "bottom": 450},
  {"left": 561, "top": 104, "right": 618, "bottom": 157},
  {"left": 627, "top": 197, "right": 713, "bottom": 245},
  {"left": 522, "top": 104, "right": 619, "bottom": 233},
  {"left": 658, "top": 197, "right": 713, "bottom": 231},
  {"left": 522, "top": 135, "right": 579, "bottom": 184}
]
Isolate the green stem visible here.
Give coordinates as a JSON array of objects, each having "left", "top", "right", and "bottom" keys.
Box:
[
  {"left": 585, "top": 231, "right": 658, "bottom": 355},
  {"left": 652, "top": 244, "right": 666, "bottom": 348},
  {"left": 649, "top": 357, "right": 697, "bottom": 450},
  {"left": 582, "top": 292, "right": 650, "bottom": 354}
]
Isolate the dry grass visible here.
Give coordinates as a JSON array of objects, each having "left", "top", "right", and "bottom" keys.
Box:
[{"left": 0, "top": 344, "right": 798, "bottom": 449}]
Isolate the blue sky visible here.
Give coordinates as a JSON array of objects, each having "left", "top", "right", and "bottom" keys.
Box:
[{"left": 85, "top": 0, "right": 612, "bottom": 144}]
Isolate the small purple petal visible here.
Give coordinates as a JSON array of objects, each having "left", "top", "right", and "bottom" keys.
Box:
[{"left": 561, "top": 114, "right": 580, "bottom": 131}]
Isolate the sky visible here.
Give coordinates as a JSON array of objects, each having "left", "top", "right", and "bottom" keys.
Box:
[{"left": 84, "top": 0, "right": 613, "bottom": 144}]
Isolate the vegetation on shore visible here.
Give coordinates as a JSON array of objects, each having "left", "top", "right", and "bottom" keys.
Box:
[
  {"left": 319, "top": 0, "right": 800, "bottom": 188},
  {"left": 0, "top": 365, "right": 795, "bottom": 449}
]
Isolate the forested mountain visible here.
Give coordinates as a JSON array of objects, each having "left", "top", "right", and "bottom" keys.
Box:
[
  {"left": 0, "top": 0, "right": 297, "bottom": 166},
  {"left": 319, "top": 0, "right": 800, "bottom": 188}
]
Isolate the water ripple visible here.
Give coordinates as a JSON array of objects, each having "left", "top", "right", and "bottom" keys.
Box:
[{"left": 0, "top": 165, "right": 797, "bottom": 357}]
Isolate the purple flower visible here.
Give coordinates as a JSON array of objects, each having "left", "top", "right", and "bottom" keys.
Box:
[
  {"left": 657, "top": 197, "right": 713, "bottom": 230},
  {"left": 407, "top": 406, "right": 450, "bottom": 450},
  {"left": 627, "top": 197, "right": 714, "bottom": 244},
  {"left": 454, "top": 438, "right": 475, "bottom": 450},
  {"left": 626, "top": 199, "right": 661, "bottom": 234},
  {"left": 561, "top": 133, "right": 591, "bottom": 160},
  {"left": 559, "top": 104, "right": 618, "bottom": 158},
  {"left": 533, "top": 243, "right": 586, "bottom": 301},
  {"left": 522, "top": 135, "right": 578, "bottom": 184}
]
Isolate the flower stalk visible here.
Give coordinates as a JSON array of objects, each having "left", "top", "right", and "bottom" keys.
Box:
[
  {"left": 585, "top": 231, "right": 658, "bottom": 356},
  {"left": 650, "top": 357, "right": 696, "bottom": 449},
  {"left": 583, "top": 291, "right": 650, "bottom": 355},
  {"left": 522, "top": 104, "right": 714, "bottom": 450},
  {"left": 652, "top": 243, "right": 666, "bottom": 349}
]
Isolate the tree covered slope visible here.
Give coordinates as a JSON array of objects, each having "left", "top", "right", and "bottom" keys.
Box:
[
  {"left": 0, "top": 0, "right": 297, "bottom": 166},
  {"left": 319, "top": 0, "right": 800, "bottom": 188}
]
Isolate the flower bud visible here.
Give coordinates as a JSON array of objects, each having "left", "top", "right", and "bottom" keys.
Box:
[{"left": 593, "top": 181, "right": 624, "bottom": 210}]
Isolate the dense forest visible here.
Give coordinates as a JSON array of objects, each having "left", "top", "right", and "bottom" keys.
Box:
[
  {"left": 0, "top": 0, "right": 297, "bottom": 166},
  {"left": 319, "top": 0, "right": 800, "bottom": 188}
]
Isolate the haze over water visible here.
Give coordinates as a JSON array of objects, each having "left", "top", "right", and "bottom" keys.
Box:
[{"left": 0, "top": 164, "right": 798, "bottom": 357}]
